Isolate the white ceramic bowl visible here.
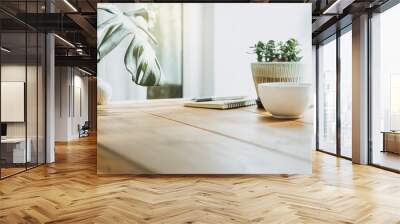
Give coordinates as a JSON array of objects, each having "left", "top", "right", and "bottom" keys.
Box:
[{"left": 258, "top": 82, "right": 311, "bottom": 119}]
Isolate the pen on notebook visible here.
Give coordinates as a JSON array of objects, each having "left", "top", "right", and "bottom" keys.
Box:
[{"left": 192, "top": 96, "right": 247, "bottom": 102}]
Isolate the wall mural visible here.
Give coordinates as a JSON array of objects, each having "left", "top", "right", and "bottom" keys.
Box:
[{"left": 97, "top": 3, "right": 313, "bottom": 175}]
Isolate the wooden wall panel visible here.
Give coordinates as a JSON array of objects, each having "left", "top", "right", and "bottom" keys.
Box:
[{"left": 88, "top": 77, "right": 97, "bottom": 132}]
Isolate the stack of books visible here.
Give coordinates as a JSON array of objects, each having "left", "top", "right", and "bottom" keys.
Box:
[{"left": 184, "top": 96, "right": 256, "bottom": 110}]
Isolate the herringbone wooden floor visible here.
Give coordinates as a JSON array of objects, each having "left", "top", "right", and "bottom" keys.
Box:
[{"left": 1, "top": 135, "right": 400, "bottom": 224}]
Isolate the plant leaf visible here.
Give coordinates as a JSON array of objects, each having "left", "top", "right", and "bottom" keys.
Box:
[
  {"left": 97, "top": 16, "right": 120, "bottom": 57},
  {"left": 97, "top": 22, "right": 131, "bottom": 61},
  {"left": 124, "top": 8, "right": 148, "bottom": 18},
  {"left": 97, "top": 7, "right": 158, "bottom": 62},
  {"left": 98, "top": 4, "right": 121, "bottom": 15},
  {"left": 97, "top": 6, "right": 164, "bottom": 87},
  {"left": 127, "top": 16, "right": 158, "bottom": 45},
  {"left": 124, "top": 36, "right": 163, "bottom": 86}
]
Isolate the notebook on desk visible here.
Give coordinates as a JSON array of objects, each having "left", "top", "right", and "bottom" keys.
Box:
[{"left": 184, "top": 97, "right": 256, "bottom": 110}]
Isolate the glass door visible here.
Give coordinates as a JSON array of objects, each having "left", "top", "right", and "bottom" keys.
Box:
[
  {"left": 339, "top": 28, "right": 352, "bottom": 158},
  {"left": 1, "top": 30, "right": 28, "bottom": 178},
  {"left": 0, "top": 0, "right": 47, "bottom": 179},
  {"left": 370, "top": 3, "right": 400, "bottom": 171},
  {"left": 317, "top": 36, "right": 337, "bottom": 155}
]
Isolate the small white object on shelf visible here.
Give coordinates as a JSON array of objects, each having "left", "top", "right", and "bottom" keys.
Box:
[{"left": 258, "top": 82, "right": 311, "bottom": 119}]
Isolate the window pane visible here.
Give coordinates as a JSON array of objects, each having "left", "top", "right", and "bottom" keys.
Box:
[
  {"left": 371, "top": 4, "right": 400, "bottom": 171},
  {"left": 1, "top": 31, "right": 28, "bottom": 177},
  {"left": 27, "top": 31, "right": 38, "bottom": 169},
  {"left": 25, "top": 0, "right": 41, "bottom": 170},
  {"left": 340, "top": 30, "right": 352, "bottom": 158},
  {"left": 318, "top": 38, "right": 337, "bottom": 154}
]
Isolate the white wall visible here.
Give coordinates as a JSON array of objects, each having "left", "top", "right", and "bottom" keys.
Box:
[
  {"left": 55, "top": 67, "right": 69, "bottom": 141},
  {"left": 183, "top": 3, "right": 312, "bottom": 98},
  {"left": 214, "top": 4, "right": 312, "bottom": 97},
  {"left": 55, "top": 67, "right": 89, "bottom": 141},
  {"left": 72, "top": 74, "right": 89, "bottom": 138},
  {"left": 183, "top": 4, "right": 216, "bottom": 98}
]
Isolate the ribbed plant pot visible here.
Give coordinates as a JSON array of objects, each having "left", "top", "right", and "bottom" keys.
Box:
[{"left": 251, "top": 62, "right": 304, "bottom": 108}]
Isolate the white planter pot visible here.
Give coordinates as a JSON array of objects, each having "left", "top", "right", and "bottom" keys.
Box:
[{"left": 251, "top": 62, "right": 304, "bottom": 96}]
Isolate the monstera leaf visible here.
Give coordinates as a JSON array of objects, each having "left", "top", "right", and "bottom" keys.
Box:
[
  {"left": 97, "top": 17, "right": 130, "bottom": 61},
  {"left": 97, "top": 4, "right": 163, "bottom": 86},
  {"left": 125, "top": 36, "right": 162, "bottom": 86}
]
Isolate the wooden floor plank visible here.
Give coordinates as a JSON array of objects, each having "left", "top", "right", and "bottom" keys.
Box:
[{"left": 0, "top": 135, "right": 400, "bottom": 223}]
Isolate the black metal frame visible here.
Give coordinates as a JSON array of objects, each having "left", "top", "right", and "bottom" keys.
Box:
[
  {"left": 336, "top": 27, "right": 341, "bottom": 158},
  {"left": 0, "top": 0, "right": 47, "bottom": 180},
  {"left": 315, "top": 44, "right": 319, "bottom": 151},
  {"left": 367, "top": 10, "right": 373, "bottom": 166}
]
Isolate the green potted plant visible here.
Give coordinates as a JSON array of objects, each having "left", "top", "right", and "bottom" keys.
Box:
[{"left": 250, "top": 38, "right": 304, "bottom": 107}]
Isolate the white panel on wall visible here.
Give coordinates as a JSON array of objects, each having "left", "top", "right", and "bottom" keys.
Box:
[{"left": 1, "top": 82, "right": 25, "bottom": 122}]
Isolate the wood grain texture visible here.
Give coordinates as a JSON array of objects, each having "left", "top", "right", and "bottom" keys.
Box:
[
  {"left": 1, "top": 135, "right": 400, "bottom": 223},
  {"left": 98, "top": 100, "right": 313, "bottom": 174}
]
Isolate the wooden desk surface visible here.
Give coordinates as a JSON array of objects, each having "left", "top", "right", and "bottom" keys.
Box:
[{"left": 97, "top": 99, "right": 313, "bottom": 174}]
